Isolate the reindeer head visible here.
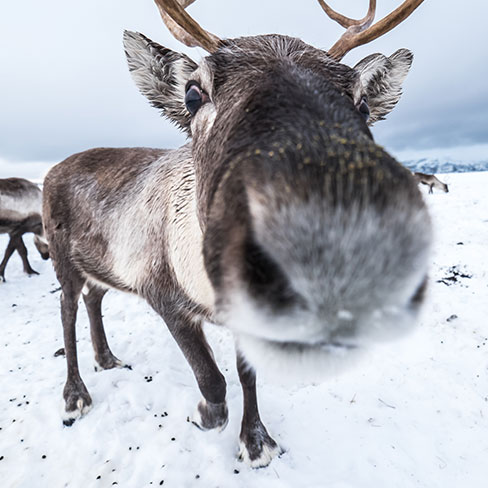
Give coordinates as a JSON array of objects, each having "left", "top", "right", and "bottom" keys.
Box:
[
  {"left": 124, "top": 0, "right": 430, "bottom": 381},
  {"left": 29, "top": 218, "right": 50, "bottom": 260},
  {"left": 33, "top": 232, "right": 50, "bottom": 260}
]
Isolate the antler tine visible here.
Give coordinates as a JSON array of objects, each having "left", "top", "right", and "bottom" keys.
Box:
[
  {"left": 154, "top": 0, "right": 223, "bottom": 53},
  {"left": 323, "top": 0, "right": 425, "bottom": 61},
  {"left": 317, "top": 0, "right": 376, "bottom": 29}
]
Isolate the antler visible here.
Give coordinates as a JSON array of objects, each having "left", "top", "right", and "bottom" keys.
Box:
[
  {"left": 318, "top": 0, "right": 425, "bottom": 60},
  {"left": 318, "top": 0, "right": 376, "bottom": 29},
  {"left": 154, "top": 0, "right": 223, "bottom": 53}
]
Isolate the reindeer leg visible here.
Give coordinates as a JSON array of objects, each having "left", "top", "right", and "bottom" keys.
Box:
[
  {"left": 163, "top": 308, "right": 228, "bottom": 431},
  {"left": 236, "top": 348, "right": 281, "bottom": 468},
  {"left": 56, "top": 266, "right": 92, "bottom": 425},
  {"left": 82, "top": 282, "right": 130, "bottom": 371},
  {"left": 0, "top": 234, "right": 17, "bottom": 281},
  {"left": 15, "top": 235, "right": 39, "bottom": 276}
]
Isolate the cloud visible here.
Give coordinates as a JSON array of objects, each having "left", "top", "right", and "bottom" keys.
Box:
[
  {"left": 1, "top": 0, "right": 487, "bottom": 163},
  {"left": 0, "top": 157, "right": 54, "bottom": 181}
]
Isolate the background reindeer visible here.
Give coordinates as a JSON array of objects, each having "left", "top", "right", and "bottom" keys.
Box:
[
  {"left": 43, "top": 0, "right": 430, "bottom": 467},
  {"left": 414, "top": 172, "right": 449, "bottom": 193},
  {"left": 0, "top": 177, "right": 49, "bottom": 282}
]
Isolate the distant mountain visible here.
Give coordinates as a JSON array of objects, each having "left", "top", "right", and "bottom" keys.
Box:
[{"left": 401, "top": 158, "right": 488, "bottom": 174}]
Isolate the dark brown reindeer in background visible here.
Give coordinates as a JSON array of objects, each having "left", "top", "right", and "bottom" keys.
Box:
[
  {"left": 0, "top": 178, "right": 49, "bottom": 282},
  {"left": 43, "top": 0, "right": 431, "bottom": 467}
]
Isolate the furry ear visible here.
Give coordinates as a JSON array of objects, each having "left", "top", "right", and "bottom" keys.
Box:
[
  {"left": 123, "top": 30, "right": 198, "bottom": 133},
  {"left": 354, "top": 48, "right": 413, "bottom": 125}
]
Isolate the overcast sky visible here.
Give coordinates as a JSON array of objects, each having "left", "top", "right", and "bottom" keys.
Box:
[{"left": 1, "top": 0, "right": 487, "bottom": 165}]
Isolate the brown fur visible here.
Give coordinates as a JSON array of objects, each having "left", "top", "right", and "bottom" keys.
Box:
[{"left": 43, "top": 33, "right": 431, "bottom": 467}]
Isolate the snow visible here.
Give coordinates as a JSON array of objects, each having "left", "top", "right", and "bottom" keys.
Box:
[{"left": 1, "top": 172, "right": 487, "bottom": 487}]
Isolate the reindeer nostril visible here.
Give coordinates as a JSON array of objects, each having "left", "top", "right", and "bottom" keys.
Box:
[
  {"left": 410, "top": 275, "right": 428, "bottom": 306},
  {"left": 243, "top": 236, "right": 303, "bottom": 310}
]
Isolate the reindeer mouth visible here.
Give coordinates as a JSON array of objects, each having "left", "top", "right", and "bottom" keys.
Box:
[
  {"left": 239, "top": 332, "right": 360, "bottom": 360},
  {"left": 236, "top": 332, "right": 364, "bottom": 384},
  {"left": 266, "top": 338, "right": 358, "bottom": 353}
]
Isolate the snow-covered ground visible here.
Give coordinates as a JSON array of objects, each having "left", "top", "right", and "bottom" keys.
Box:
[{"left": 0, "top": 172, "right": 487, "bottom": 487}]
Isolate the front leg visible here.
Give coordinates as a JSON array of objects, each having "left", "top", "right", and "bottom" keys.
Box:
[
  {"left": 236, "top": 348, "right": 281, "bottom": 468},
  {"left": 59, "top": 273, "right": 92, "bottom": 425},
  {"left": 162, "top": 307, "right": 228, "bottom": 431}
]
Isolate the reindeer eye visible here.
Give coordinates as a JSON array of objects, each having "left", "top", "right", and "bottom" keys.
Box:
[
  {"left": 358, "top": 96, "right": 370, "bottom": 121},
  {"left": 185, "top": 81, "right": 208, "bottom": 116}
]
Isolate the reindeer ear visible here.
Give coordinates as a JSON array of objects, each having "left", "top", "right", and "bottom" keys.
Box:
[
  {"left": 354, "top": 48, "right": 413, "bottom": 125},
  {"left": 123, "top": 30, "right": 198, "bottom": 133}
]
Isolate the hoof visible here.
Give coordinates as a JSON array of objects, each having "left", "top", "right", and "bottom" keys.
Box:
[
  {"left": 62, "top": 397, "right": 92, "bottom": 426},
  {"left": 239, "top": 425, "right": 281, "bottom": 468},
  {"left": 26, "top": 269, "right": 40, "bottom": 276},
  {"left": 63, "top": 380, "right": 92, "bottom": 425},
  {"left": 191, "top": 399, "right": 228, "bottom": 432},
  {"left": 94, "top": 354, "right": 130, "bottom": 372}
]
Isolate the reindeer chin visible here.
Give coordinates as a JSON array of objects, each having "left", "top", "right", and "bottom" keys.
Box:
[
  {"left": 236, "top": 332, "right": 365, "bottom": 385},
  {"left": 232, "top": 300, "right": 421, "bottom": 385}
]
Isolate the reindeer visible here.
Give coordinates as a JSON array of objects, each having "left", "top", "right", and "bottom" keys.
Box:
[
  {"left": 0, "top": 178, "right": 49, "bottom": 282},
  {"left": 43, "top": 0, "right": 431, "bottom": 467},
  {"left": 413, "top": 172, "right": 449, "bottom": 194}
]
